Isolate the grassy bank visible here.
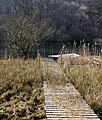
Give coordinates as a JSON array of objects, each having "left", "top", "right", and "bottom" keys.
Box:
[
  {"left": 60, "top": 56, "right": 102, "bottom": 119},
  {"left": 0, "top": 59, "right": 46, "bottom": 120}
]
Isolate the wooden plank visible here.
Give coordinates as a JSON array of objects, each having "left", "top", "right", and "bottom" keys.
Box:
[
  {"left": 47, "top": 118, "right": 99, "bottom": 120},
  {"left": 46, "top": 113, "right": 98, "bottom": 117}
]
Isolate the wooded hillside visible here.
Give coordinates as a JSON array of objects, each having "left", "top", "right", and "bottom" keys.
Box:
[{"left": 0, "top": 0, "right": 102, "bottom": 58}]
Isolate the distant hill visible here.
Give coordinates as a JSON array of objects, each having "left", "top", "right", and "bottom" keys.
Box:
[{"left": 0, "top": 0, "right": 102, "bottom": 58}]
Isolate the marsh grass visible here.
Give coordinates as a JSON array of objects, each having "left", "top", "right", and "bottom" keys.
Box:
[
  {"left": 59, "top": 56, "right": 102, "bottom": 119},
  {"left": 0, "top": 58, "right": 46, "bottom": 120}
]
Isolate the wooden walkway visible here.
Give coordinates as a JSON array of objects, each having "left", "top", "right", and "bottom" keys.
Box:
[{"left": 42, "top": 58, "right": 100, "bottom": 120}]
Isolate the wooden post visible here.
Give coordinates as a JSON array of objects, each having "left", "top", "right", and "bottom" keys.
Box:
[
  {"left": 82, "top": 43, "right": 86, "bottom": 56},
  {"left": 60, "top": 45, "right": 65, "bottom": 65},
  {"left": 37, "top": 49, "right": 40, "bottom": 69},
  {"left": 61, "top": 52, "right": 62, "bottom": 65},
  {"left": 87, "top": 43, "right": 90, "bottom": 56},
  {"left": 4, "top": 47, "right": 8, "bottom": 59}
]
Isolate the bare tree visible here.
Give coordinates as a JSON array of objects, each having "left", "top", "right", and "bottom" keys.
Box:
[{"left": 5, "top": 16, "right": 55, "bottom": 59}]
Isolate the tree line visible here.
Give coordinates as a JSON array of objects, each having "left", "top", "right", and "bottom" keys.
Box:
[{"left": 0, "top": 0, "right": 102, "bottom": 58}]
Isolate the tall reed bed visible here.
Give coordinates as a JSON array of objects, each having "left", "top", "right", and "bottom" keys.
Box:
[
  {"left": 0, "top": 59, "right": 46, "bottom": 120},
  {"left": 59, "top": 56, "right": 102, "bottom": 119}
]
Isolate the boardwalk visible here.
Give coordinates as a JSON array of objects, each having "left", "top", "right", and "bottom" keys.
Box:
[{"left": 42, "top": 58, "right": 100, "bottom": 120}]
